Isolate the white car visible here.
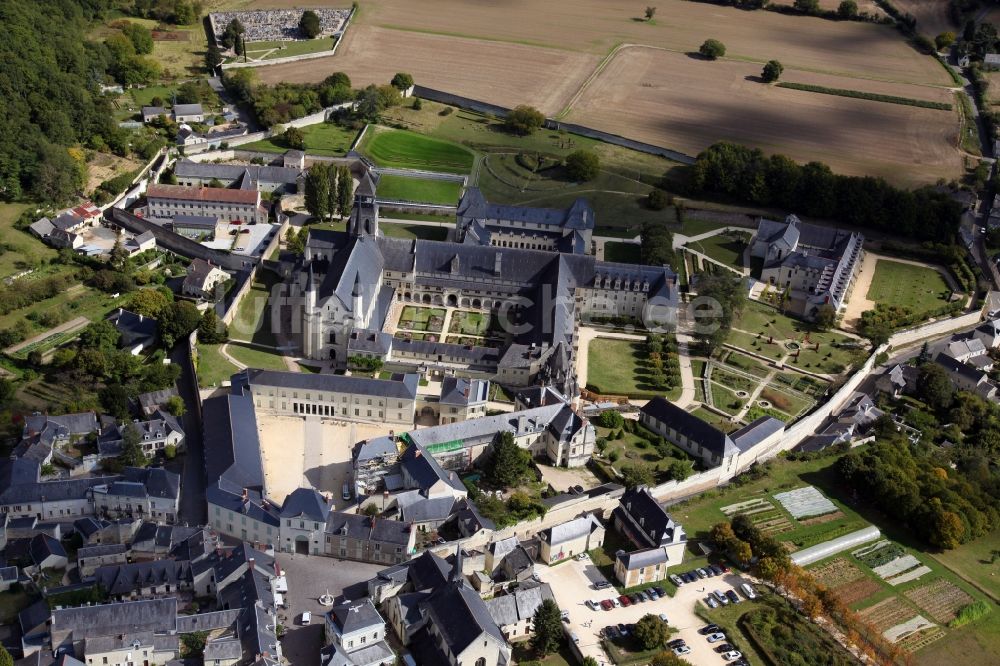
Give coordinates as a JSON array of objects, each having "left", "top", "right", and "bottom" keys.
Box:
[
  {"left": 722, "top": 651, "right": 743, "bottom": 661},
  {"left": 611, "top": 597, "right": 622, "bottom": 608},
  {"left": 704, "top": 595, "right": 719, "bottom": 609},
  {"left": 300, "top": 611, "right": 312, "bottom": 625},
  {"left": 741, "top": 583, "right": 757, "bottom": 599},
  {"left": 585, "top": 599, "right": 601, "bottom": 611},
  {"left": 658, "top": 613, "right": 669, "bottom": 623},
  {"left": 673, "top": 645, "right": 692, "bottom": 656},
  {"left": 576, "top": 553, "right": 588, "bottom": 561},
  {"left": 706, "top": 632, "right": 727, "bottom": 643}
]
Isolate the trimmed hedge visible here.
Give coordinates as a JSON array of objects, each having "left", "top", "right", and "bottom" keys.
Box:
[{"left": 776, "top": 82, "right": 952, "bottom": 110}]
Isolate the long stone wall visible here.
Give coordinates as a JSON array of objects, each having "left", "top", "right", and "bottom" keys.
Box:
[{"left": 887, "top": 310, "right": 983, "bottom": 348}]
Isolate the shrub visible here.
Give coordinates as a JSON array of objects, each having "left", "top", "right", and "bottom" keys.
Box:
[
  {"left": 504, "top": 105, "right": 545, "bottom": 135},
  {"left": 647, "top": 189, "right": 669, "bottom": 210},
  {"left": 950, "top": 600, "right": 991, "bottom": 627},
  {"left": 936, "top": 31, "right": 956, "bottom": 50},
  {"left": 699, "top": 39, "right": 726, "bottom": 60},
  {"left": 599, "top": 410, "right": 624, "bottom": 430},
  {"left": 761, "top": 60, "right": 783, "bottom": 83},
  {"left": 565, "top": 150, "right": 600, "bottom": 181}
]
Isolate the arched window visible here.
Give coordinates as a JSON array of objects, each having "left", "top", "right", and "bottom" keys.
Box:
[{"left": 475, "top": 659, "right": 487, "bottom": 666}]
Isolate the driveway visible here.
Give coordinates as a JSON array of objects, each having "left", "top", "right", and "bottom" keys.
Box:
[
  {"left": 537, "top": 558, "right": 749, "bottom": 666},
  {"left": 274, "top": 552, "right": 385, "bottom": 666}
]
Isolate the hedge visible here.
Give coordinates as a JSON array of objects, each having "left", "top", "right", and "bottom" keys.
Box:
[{"left": 776, "top": 82, "right": 952, "bottom": 110}]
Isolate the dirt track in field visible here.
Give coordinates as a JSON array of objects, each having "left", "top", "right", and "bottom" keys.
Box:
[{"left": 563, "top": 46, "right": 963, "bottom": 186}]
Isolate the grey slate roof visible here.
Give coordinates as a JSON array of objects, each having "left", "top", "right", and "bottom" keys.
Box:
[
  {"left": 617, "top": 546, "right": 670, "bottom": 570},
  {"left": 615, "top": 487, "right": 684, "bottom": 549},
  {"left": 239, "top": 368, "right": 419, "bottom": 400},
  {"left": 485, "top": 583, "right": 552, "bottom": 627},
  {"left": 329, "top": 598, "right": 383, "bottom": 634},
  {"left": 174, "top": 159, "right": 301, "bottom": 185},
  {"left": 30, "top": 533, "right": 66, "bottom": 565},
  {"left": 396, "top": 491, "right": 458, "bottom": 524},
  {"left": 399, "top": 443, "right": 466, "bottom": 494},
  {"left": 51, "top": 597, "right": 177, "bottom": 636},
  {"left": 202, "top": 392, "right": 264, "bottom": 489},
  {"left": 173, "top": 103, "right": 203, "bottom": 116},
  {"left": 107, "top": 308, "right": 158, "bottom": 350},
  {"left": 94, "top": 560, "right": 191, "bottom": 596},
  {"left": 280, "top": 488, "right": 330, "bottom": 522},
  {"left": 418, "top": 581, "right": 505, "bottom": 656},
  {"left": 729, "top": 416, "right": 784, "bottom": 453},
  {"left": 541, "top": 513, "right": 602, "bottom": 546},
  {"left": 77, "top": 543, "right": 127, "bottom": 560},
  {"left": 439, "top": 377, "right": 488, "bottom": 406},
  {"left": 458, "top": 187, "right": 594, "bottom": 230},
  {"left": 171, "top": 214, "right": 219, "bottom": 229},
  {"left": 175, "top": 609, "right": 242, "bottom": 633},
  {"left": 641, "top": 396, "right": 737, "bottom": 458},
  {"left": 204, "top": 638, "right": 243, "bottom": 661}
]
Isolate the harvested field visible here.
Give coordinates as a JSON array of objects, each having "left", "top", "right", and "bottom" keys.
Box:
[
  {"left": 903, "top": 579, "right": 973, "bottom": 624},
  {"left": 564, "top": 46, "right": 962, "bottom": 185},
  {"left": 859, "top": 597, "right": 919, "bottom": 633},
  {"left": 801, "top": 510, "right": 845, "bottom": 526},
  {"left": 833, "top": 578, "right": 882, "bottom": 606},
  {"left": 256, "top": 25, "right": 598, "bottom": 115},
  {"left": 772, "top": 0, "right": 887, "bottom": 18},
  {"left": 893, "top": 0, "right": 956, "bottom": 39}
]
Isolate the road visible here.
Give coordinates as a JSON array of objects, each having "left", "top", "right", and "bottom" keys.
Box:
[{"left": 171, "top": 341, "right": 207, "bottom": 526}]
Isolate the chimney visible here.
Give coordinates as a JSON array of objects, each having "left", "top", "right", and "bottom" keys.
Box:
[
  {"left": 494, "top": 254, "right": 502, "bottom": 276},
  {"left": 248, "top": 557, "right": 255, "bottom": 571},
  {"left": 415, "top": 449, "right": 422, "bottom": 458}
]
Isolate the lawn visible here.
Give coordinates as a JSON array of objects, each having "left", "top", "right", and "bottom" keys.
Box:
[
  {"left": 602, "top": 241, "right": 642, "bottom": 264},
  {"left": 449, "top": 310, "right": 495, "bottom": 336},
  {"left": 597, "top": 423, "right": 696, "bottom": 480},
  {"left": 230, "top": 272, "right": 279, "bottom": 346},
  {"left": 379, "top": 222, "right": 448, "bottom": 240},
  {"left": 375, "top": 174, "right": 463, "bottom": 205},
  {"left": 685, "top": 230, "right": 750, "bottom": 268},
  {"left": 510, "top": 644, "right": 576, "bottom": 666},
  {"left": 226, "top": 342, "right": 291, "bottom": 371},
  {"left": 196, "top": 343, "right": 239, "bottom": 388},
  {"left": 866, "top": 258, "right": 952, "bottom": 314},
  {"left": 0, "top": 202, "right": 56, "bottom": 280},
  {"left": 379, "top": 210, "right": 455, "bottom": 223},
  {"left": 243, "top": 122, "right": 360, "bottom": 157},
  {"left": 398, "top": 306, "right": 446, "bottom": 332},
  {"left": 242, "top": 36, "right": 336, "bottom": 61},
  {"left": 586, "top": 338, "right": 679, "bottom": 400},
  {"left": 359, "top": 127, "right": 475, "bottom": 173}
]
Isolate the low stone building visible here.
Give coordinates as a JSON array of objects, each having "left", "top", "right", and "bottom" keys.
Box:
[{"left": 537, "top": 513, "right": 604, "bottom": 564}]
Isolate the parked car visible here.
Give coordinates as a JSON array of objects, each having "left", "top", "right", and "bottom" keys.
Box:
[
  {"left": 594, "top": 580, "right": 612, "bottom": 590},
  {"left": 637, "top": 591, "right": 650, "bottom": 602},
  {"left": 604, "top": 625, "right": 619, "bottom": 639},
  {"left": 713, "top": 590, "right": 730, "bottom": 605},
  {"left": 667, "top": 639, "right": 686, "bottom": 649},
  {"left": 576, "top": 553, "right": 588, "bottom": 561},
  {"left": 611, "top": 597, "right": 622, "bottom": 608},
  {"left": 709, "top": 564, "right": 724, "bottom": 576},
  {"left": 561, "top": 610, "right": 570, "bottom": 624},
  {"left": 600, "top": 599, "right": 614, "bottom": 611},
  {"left": 722, "top": 650, "right": 743, "bottom": 661},
  {"left": 699, "top": 624, "right": 721, "bottom": 635},
  {"left": 659, "top": 613, "right": 669, "bottom": 623},
  {"left": 673, "top": 646, "right": 692, "bottom": 656},
  {"left": 715, "top": 643, "right": 735, "bottom": 653},
  {"left": 617, "top": 623, "right": 629, "bottom": 636},
  {"left": 653, "top": 585, "right": 667, "bottom": 597},
  {"left": 719, "top": 563, "right": 731, "bottom": 573},
  {"left": 741, "top": 583, "right": 757, "bottom": 599},
  {"left": 704, "top": 595, "right": 719, "bottom": 609},
  {"left": 570, "top": 631, "right": 580, "bottom": 644},
  {"left": 300, "top": 611, "right": 312, "bottom": 625},
  {"left": 726, "top": 590, "right": 741, "bottom": 604},
  {"left": 619, "top": 595, "right": 631, "bottom": 607},
  {"left": 586, "top": 599, "right": 601, "bottom": 611},
  {"left": 683, "top": 572, "right": 697, "bottom": 583},
  {"left": 706, "top": 632, "right": 727, "bottom": 643},
  {"left": 695, "top": 568, "right": 708, "bottom": 579},
  {"left": 646, "top": 588, "right": 659, "bottom": 600},
  {"left": 670, "top": 574, "right": 684, "bottom": 586},
  {"left": 628, "top": 594, "right": 641, "bottom": 604}
]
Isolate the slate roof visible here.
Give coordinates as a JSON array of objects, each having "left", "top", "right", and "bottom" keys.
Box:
[
  {"left": 935, "top": 352, "right": 988, "bottom": 383},
  {"left": 107, "top": 308, "right": 158, "bottom": 350},
  {"left": 77, "top": 543, "right": 127, "bottom": 560},
  {"left": 407, "top": 550, "right": 452, "bottom": 591},
  {"left": 729, "top": 416, "right": 784, "bottom": 453},
  {"left": 641, "top": 396, "right": 737, "bottom": 458},
  {"left": 93, "top": 560, "right": 191, "bottom": 596},
  {"left": 329, "top": 598, "right": 383, "bottom": 634},
  {"left": 0, "top": 467, "right": 116, "bottom": 506},
  {"left": 239, "top": 368, "right": 419, "bottom": 400},
  {"left": 352, "top": 436, "right": 398, "bottom": 466},
  {"left": 615, "top": 487, "right": 685, "bottom": 549},
  {"left": 30, "top": 533, "right": 66, "bottom": 565},
  {"left": 174, "top": 159, "right": 301, "bottom": 185},
  {"left": 439, "top": 377, "right": 488, "bottom": 406},
  {"left": 617, "top": 546, "right": 670, "bottom": 570},
  {"left": 325, "top": 512, "right": 412, "bottom": 545},
  {"left": 458, "top": 187, "right": 594, "bottom": 231},
  {"left": 396, "top": 491, "right": 458, "bottom": 524},
  {"left": 202, "top": 392, "right": 265, "bottom": 489},
  {"left": 485, "top": 583, "right": 552, "bottom": 627},
  {"left": 399, "top": 443, "right": 466, "bottom": 494},
  {"left": 204, "top": 639, "right": 243, "bottom": 661},
  {"left": 173, "top": 103, "right": 204, "bottom": 116},
  {"left": 541, "top": 513, "right": 602, "bottom": 547},
  {"left": 184, "top": 258, "right": 227, "bottom": 292},
  {"left": 280, "top": 488, "right": 330, "bottom": 522},
  {"left": 418, "top": 581, "right": 505, "bottom": 657},
  {"left": 51, "top": 598, "right": 177, "bottom": 637},
  {"left": 171, "top": 214, "right": 219, "bottom": 229},
  {"left": 175, "top": 609, "right": 242, "bottom": 633}
]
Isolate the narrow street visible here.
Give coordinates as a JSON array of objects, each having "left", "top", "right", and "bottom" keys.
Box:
[{"left": 170, "top": 341, "right": 207, "bottom": 526}]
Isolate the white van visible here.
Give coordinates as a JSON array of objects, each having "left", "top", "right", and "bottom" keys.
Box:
[{"left": 300, "top": 611, "right": 312, "bottom": 625}]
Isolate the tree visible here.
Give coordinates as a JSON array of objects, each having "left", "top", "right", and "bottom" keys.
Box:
[
  {"left": 325, "top": 163, "right": 339, "bottom": 220},
  {"left": 362, "top": 503, "right": 379, "bottom": 517},
  {"left": 599, "top": 410, "right": 624, "bottom": 429},
  {"left": 305, "top": 164, "right": 331, "bottom": 220},
  {"left": 0, "top": 645, "right": 14, "bottom": 666},
  {"left": 165, "top": 395, "right": 186, "bottom": 417},
  {"left": 199, "top": 308, "right": 228, "bottom": 344},
  {"left": 633, "top": 614, "right": 673, "bottom": 650},
  {"left": 731, "top": 539, "right": 753, "bottom": 565},
  {"left": 299, "top": 10, "right": 321, "bottom": 38},
  {"left": 650, "top": 652, "right": 687, "bottom": 666},
  {"left": 647, "top": 189, "right": 669, "bottom": 210},
  {"left": 710, "top": 522, "right": 736, "bottom": 547},
  {"left": 129, "top": 289, "right": 171, "bottom": 318},
  {"left": 81, "top": 320, "right": 121, "bottom": 351},
  {"left": 530, "top": 599, "right": 563, "bottom": 656},
  {"left": 761, "top": 59, "right": 784, "bottom": 83},
  {"left": 161, "top": 301, "right": 202, "bottom": 347},
  {"left": 794, "top": 0, "right": 820, "bottom": 12},
  {"left": 391, "top": 72, "right": 414, "bottom": 91},
  {"left": 814, "top": 303, "right": 836, "bottom": 331},
  {"left": 284, "top": 126, "right": 305, "bottom": 150},
  {"left": 504, "top": 105, "right": 545, "bottom": 135},
  {"left": 120, "top": 22, "right": 154, "bottom": 55},
  {"left": 837, "top": 0, "right": 858, "bottom": 18},
  {"left": 918, "top": 362, "right": 955, "bottom": 410},
  {"left": 936, "top": 31, "right": 956, "bottom": 50},
  {"left": 645, "top": 6, "right": 657, "bottom": 20},
  {"left": 582, "top": 659, "right": 600, "bottom": 666},
  {"left": 337, "top": 166, "right": 353, "bottom": 218},
  {"left": 565, "top": 150, "right": 600, "bottom": 181},
  {"left": 221, "top": 18, "right": 245, "bottom": 50},
  {"left": 205, "top": 43, "right": 222, "bottom": 71},
  {"left": 485, "top": 431, "right": 531, "bottom": 487},
  {"left": 120, "top": 423, "right": 148, "bottom": 468},
  {"left": 622, "top": 464, "right": 655, "bottom": 489},
  {"left": 699, "top": 39, "right": 726, "bottom": 60},
  {"left": 666, "top": 459, "right": 691, "bottom": 481}
]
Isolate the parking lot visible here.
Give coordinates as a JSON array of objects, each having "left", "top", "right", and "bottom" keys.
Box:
[{"left": 537, "top": 556, "right": 753, "bottom": 666}]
